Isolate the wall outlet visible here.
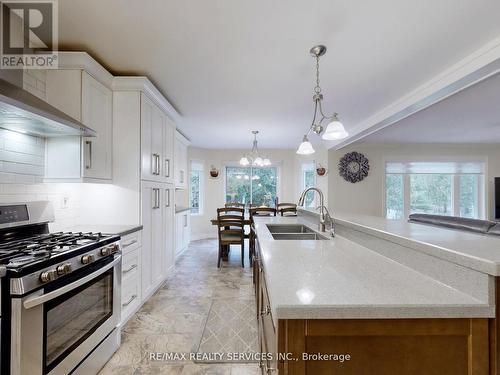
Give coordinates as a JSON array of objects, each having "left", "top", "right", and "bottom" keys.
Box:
[{"left": 61, "top": 195, "right": 70, "bottom": 209}]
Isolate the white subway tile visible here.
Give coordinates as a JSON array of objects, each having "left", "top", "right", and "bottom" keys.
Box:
[
  {"left": 4, "top": 139, "right": 44, "bottom": 156},
  {"left": 2, "top": 184, "right": 27, "bottom": 194}
]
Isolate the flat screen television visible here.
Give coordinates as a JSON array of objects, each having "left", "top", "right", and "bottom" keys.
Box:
[{"left": 496, "top": 177, "right": 500, "bottom": 220}]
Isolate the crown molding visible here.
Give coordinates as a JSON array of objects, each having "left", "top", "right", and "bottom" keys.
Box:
[
  {"left": 330, "top": 35, "right": 500, "bottom": 150},
  {"left": 56, "top": 51, "right": 114, "bottom": 88},
  {"left": 111, "top": 76, "right": 182, "bottom": 125},
  {"left": 175, "top": 128, "right": 191, "bottom": 145}
]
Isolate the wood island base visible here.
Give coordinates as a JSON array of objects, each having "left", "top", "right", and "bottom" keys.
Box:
[{"left": 273, "top": 318, "right": 489, "bottom": 375}]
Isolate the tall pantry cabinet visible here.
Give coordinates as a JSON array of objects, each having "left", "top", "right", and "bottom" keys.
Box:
[{"left": 112, "top": 78, "right": 176, "bottom": 301}]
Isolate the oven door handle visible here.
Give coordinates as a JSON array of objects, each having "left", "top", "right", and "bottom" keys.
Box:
[{"left": 23, "top": 255, "right": 121, "bottom": 310}]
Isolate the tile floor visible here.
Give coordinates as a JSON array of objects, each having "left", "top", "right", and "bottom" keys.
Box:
[{"left": 99, "top": 239, "right": 260, "bottom": 375}]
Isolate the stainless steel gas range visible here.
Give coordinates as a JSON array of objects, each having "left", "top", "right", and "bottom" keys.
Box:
[{"left": 0, "top": 201, "right": 122, "bottom": 375}]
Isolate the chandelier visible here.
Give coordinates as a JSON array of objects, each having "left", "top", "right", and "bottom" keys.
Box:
[
  {"left": 239, "top": 130, "right": 271, "bottom": 167},
  {"left": 296, "top": 45, "right": 349, "bottom": 155}
]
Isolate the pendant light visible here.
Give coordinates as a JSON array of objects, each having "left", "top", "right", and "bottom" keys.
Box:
[
  {"left": 296, "top": 45, "right": 348, "bottom": 154},
  {"left": 296, "top": 135, "right": 315, "bottom": 155},
  {"left": 239, "top": 131, "right": 271, "bottom": 167}
]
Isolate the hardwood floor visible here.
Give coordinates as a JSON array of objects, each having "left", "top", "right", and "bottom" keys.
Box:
[{"left": 99, "top": 239, "right": 260, "bottom": 375}]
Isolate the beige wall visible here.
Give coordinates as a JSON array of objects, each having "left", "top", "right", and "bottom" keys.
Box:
[
  {"left": 328, "top": 143, "right": 500, "bottom": 220},
  {"left": 188, "top": 146, "right": 330, "bottom": 240}
]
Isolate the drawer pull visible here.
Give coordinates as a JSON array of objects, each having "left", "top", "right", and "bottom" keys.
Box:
[
  {"left": 123, "top": 264, "right": 138, "bottom": 274},
  {"left": 122, "top": 294, "right": 138, "bottom": 307},
  {"left": 260, "top": 305, "right": 271, "bottom": 316},
  {"left": 122, "top": 240, "right": 137, "bottom": 248}
]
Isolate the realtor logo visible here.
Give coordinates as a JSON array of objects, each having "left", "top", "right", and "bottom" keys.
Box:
[{"left": 0, "top": 0, "right": 58, "bottom": 69}]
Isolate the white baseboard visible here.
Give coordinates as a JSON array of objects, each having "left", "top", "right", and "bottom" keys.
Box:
[{"left": 190, "top": 233, "right": 217, "bottom": 241}]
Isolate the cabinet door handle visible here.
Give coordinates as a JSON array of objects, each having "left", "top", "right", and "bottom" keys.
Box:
[
  {"left": 165, "top": 189, "right": 170, "bottom": 207},
  {"left": 151, "top": 154, "right": 156, "bottom": 175},
  {"left": 151, "top": 154, "right": 160, "bottom": 175},
  {"left": 152, "top": 188, "right": 160, "bottom": 209},
  {"left": 123, "top": 264, "right": 138, "bottom": 274},
  {"left": 184, "top": 214, "right": 187, "bottom": 227},
  {"left": 122, "top": 294, "right": 138, "bottom": 307},
  {"left": 180, "top": 170, "right": 184, "bottom": 184},
  {"left": 85, "top": 140, "right": 92, "bottom": 169},
  {"left": 165, "top": 159, "right": 170, "bottom": 178},
  {"left": 122, "top": 240, "right": 137, "bottom": 248}
]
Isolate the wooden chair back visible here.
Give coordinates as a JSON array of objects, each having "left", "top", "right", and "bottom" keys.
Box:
[
  {"left": 277, "top": 203, "right": 297, "bottom": 216},
  {"left": 218, "top": 207, "right": 244, "bottom": 220},
  {"left": 217, "top": 208, "right": 245, "bottom": 239},
  {"left": 249, "top": 207, "right": 276, "bottom": 221},
  {"left": 216, "top": 207, "right": 245, "bottom": 267},
  {"left": 225, "top": 202, "right": 245, "bottom": 208}
]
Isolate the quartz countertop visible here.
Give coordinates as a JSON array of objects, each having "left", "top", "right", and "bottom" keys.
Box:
[
  {"left": 175, "top": 206, "right": 191, "bottom": 213},
  {"left": 253, "top": 216, "right": 494, "bottom": 322},
  {"left": 329, "top": 212, "right": 500, "bottom": 276},
  {"left": 65, "top": 224, "right": 143, "bottom": 237}
]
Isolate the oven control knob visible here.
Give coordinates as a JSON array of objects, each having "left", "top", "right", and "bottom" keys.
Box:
[
  {"left": 56, "top": 263, "right": 72, "bottom": 276},
  {"left": 100, "top": 244, "right": 119, "bottom": 256},
  {"left": 40, "top": 269, "right": 57, "bottom": 283},
  {"left": 81, "top": 254, "right": 95, "bottom": 264}
]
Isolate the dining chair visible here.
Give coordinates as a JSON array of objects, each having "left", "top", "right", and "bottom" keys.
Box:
[
  {"left": 277, "top": 203, "right": 298, "bottom": 216},
  {"left": 225, "top": 202, "right": 245, "bottom": 208},
  {"left": 248, "top": 207, "right": 277, "bottom": 262},
  {"left": 217, "top": 207, "right": 245, "bottom": 267}
]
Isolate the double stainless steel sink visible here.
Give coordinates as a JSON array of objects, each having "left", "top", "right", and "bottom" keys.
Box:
[{"left": 266, "top": 224, "right": 329, "bottom": 240}]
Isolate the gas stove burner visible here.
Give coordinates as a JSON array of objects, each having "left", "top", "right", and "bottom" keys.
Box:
[
  {"left": 0, "top": 228, "right": 117, "bottom": 270},
  {"left": 30, "top": 249, "right": 51, "bottom": 257}
]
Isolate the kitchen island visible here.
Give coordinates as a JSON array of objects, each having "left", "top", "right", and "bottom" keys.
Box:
[{"left": 252, "top": 213, "right": 499, "bottom": 375}]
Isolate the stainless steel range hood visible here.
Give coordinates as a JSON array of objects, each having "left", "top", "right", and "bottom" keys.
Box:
[{"left": 0, "top": 78, "right": 96, "bottom": 137}]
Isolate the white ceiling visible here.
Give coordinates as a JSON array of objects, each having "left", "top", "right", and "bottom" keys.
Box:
[
  {"left": 360, "top": 72, "right": 500, "bottom": 143},
  {"left": 57, "top": 0, "right": 500, "bottom": 149}
]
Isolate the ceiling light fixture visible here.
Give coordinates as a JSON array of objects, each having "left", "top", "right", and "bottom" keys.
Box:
[
  {"left": 296, "top": 45, "right": 348, "bottom": 155},
  {"left": 239, "top": 130, "right": 271, "bottom": 167}
]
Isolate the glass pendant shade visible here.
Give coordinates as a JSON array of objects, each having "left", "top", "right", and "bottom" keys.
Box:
[
  {"left": 253, "top": 156, "right": 263, "bottom": 166},
  {"left": 296, "top": 135, "right": 315, "bottom": 155},
  {"left": 322, "top": 117, "right": 348, "bottom": 140},
  {"left": 262, "top": 158, "right": 271, "bottom": 166},
  {"left": 239, "top": 156, "right": 250, "bottom": 166}
]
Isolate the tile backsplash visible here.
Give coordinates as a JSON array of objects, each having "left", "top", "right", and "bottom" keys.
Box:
[
  {"left": 0, "top": 183, "right": 82, "bottom": 231},
  {"left": 0, "top": 129, "right": 44, "bottom": 184}
]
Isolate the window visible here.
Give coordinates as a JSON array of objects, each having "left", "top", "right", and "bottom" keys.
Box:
[
  {"left": 385, "top": 161, "right": 485, "bottom": 219},
  {"left": 190, "top": 161, "right": 203, "bottom": 214},
  {"left": 225, "top": 166, "right": 277, "bottom": 206},
  {"left": 301, "top": 162, "right": 316, "bottom": 209}
]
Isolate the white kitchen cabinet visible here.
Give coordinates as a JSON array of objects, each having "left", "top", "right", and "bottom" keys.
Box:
[
  {"left": 81, "top": 72, "right": 113, "bottom": 179},
  {"left": 141, "top": 94, "right": 163, "bottom": 182},
  {"left": 164, "top": 117, "right": 175, "bottom": 184},
  {"left": 120, "top": 230, "right": 142, "bottom": 324},
  {"left": 112, "top": 76, "right": 181, "bottom": 311},
  {"left": 174, "top": 131, "right": 189, "bottom": 189},
  {"left": 175, "top": 210, "right": 190, "bottom": 256},
  {"left": 45, "top": 69, "right": 82, "bottom": 120},
  {"left": 141, "top": 93, "right": 176, "bottom": 183},
  {"left": 163, "top": 186, "right": 175, "bottom": 278},
  {"left": 44, "top": 69, "right": 113, "bottom": 181},
  {"left": 141, "top": 181, "right": 166, "bottom": 300}
]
